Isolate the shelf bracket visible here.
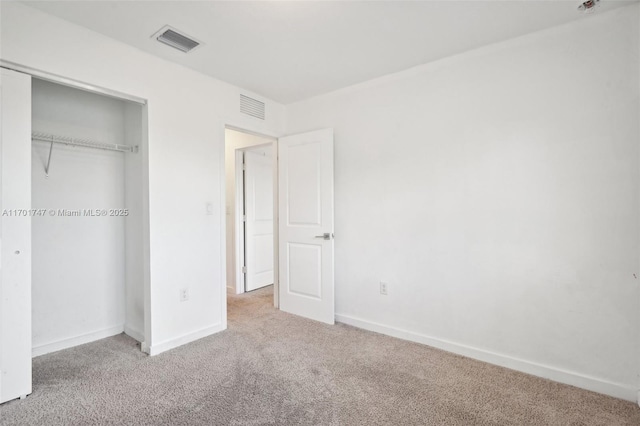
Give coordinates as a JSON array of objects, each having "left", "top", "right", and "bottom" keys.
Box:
[{"left": 44, "top": 136, "right": 54, "bottom": 177}]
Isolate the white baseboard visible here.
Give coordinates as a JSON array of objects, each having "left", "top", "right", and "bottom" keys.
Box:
[
  {"left": 123, "top": 325, "right": 144, "bottom": 343},
  {"left": 147, "top": 323, "right": 226, "bottom": 356},
  {"left": 335, "top": 314, "right": 638, "bottom": 403},
  {"left": 32, "top": 324, "right": 124, "bottom": 357}
]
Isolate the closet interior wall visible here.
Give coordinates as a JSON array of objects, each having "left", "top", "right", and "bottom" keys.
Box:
[{"left": 31, "top": 78, "right": 144, "bottom": 356}]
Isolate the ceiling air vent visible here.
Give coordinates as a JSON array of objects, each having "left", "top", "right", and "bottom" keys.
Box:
[
  {"left": 240, "top": 95, "right": 266, "bottom": 120},
  {"left": 578, "top": 0, "right": 600, "bottom": 13},
  {"left": 152, "top": 25, "right": 201, "bottom": 53}
]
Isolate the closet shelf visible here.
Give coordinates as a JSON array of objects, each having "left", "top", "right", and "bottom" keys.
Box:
[
  {"left": 31, "top": 131, "right": 138, "bottom": 153},
  {"left": 31, "top": 131, "right": 138, "bottom": 177}
]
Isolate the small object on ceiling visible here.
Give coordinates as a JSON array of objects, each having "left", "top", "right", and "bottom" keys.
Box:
[
  {"left": 578, "top": 0, "right": 601, "bottom": 13},
  {"left": 152, "top": 25, "right": 201, "bottom": 53}
]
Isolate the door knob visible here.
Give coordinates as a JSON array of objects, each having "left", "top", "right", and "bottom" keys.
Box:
[{"left": 315, "top": 233, "right": 334, "bottom": 240}]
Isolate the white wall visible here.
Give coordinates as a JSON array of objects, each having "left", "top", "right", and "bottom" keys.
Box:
[
  {"left": 31, "top": 79, "right": 128, "bottom": 355},
  {"left": 286, "top": 5, "right": 640, "bottom": 401},
  {"left": 225, "top": 129, "right": 275, "bottom": 293},
  {"left": 1, "top": 1, "right": 285, "bottom": 355}
]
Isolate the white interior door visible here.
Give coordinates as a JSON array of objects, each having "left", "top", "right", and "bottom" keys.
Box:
[
  {"left": 244, "top": 146, "right": 274, "bottom": 291},
  {"left": 0, "top": 68, "right": 32, "bottom": 403},
  {"left": 278, "top": 128, "right": 334, "bottom": 324}
]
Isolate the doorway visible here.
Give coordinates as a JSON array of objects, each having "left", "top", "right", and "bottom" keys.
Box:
[
  {"left": 30, "top": 78, "right": 148, "bottom": 356},
  {"left": 0, "top": 66, "right": 150, "bottom": 404},
  {"left": 224, "top": 128, "right": 278, "bottom": 304},
  {"left": 223, "top": 126, "right": 336, "bottom": 325}
]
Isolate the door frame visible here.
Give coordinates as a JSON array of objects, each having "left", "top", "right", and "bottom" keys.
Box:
[
  {"left": 234, "top": 150, "right": 246, "bottom": 294},
  {"left": 224, "top": 126, "right": 279, "bottom": 308},
  {"left": 0, "top": 60, "right": 146, "bottom": 105},
  {"left": 0, "top": 60, "right": 152, "bottom": 355},
  {"left": 0, "top": 61, "right": 152, "bottom": 403}
]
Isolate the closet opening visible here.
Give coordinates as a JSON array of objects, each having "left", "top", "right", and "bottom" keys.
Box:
[
  {"left": 31, "top": 78, "right": 149, "bottom": 357},
  {"left": 224, "top": 128, "right": 278, "bottom": 308}
]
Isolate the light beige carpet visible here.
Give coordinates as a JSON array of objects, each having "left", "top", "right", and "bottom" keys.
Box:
[{"left": 1, "top": 286, "right": 639, "bottom": 425}]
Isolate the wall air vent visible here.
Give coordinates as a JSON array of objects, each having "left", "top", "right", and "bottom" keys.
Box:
[
  {"left": 152, "top": 25, "right": 201, "bottom": 53},
  {"left": 240, "top": 94, "right": 266, "bottom": 120}
]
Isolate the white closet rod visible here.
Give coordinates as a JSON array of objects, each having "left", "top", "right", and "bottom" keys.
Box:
[
  {"left": 31, "top": 131, "right": 137, "bottom": 153},
  {"left": 31, "top": 131, "right": 138, "bottom": 177}
]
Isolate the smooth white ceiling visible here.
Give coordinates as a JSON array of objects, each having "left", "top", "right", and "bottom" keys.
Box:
[{"left": 24, "top": 0, "right": 636, "bottom": 104}]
